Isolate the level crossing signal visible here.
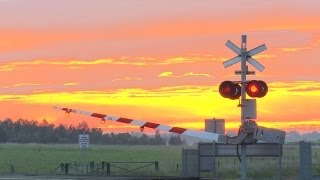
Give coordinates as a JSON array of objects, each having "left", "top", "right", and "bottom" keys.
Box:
[
  {"left": 219, "top": 80, "right": 268, "bottom": 99},
  {"left": 219, "top": 81, "right": 241, "bottom": 100},
  {"left": 246, "top": 80, "right": 268, "bottom": 98}
]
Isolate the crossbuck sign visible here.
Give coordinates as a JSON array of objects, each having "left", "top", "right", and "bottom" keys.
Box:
[
  {"left": 79, "top": 134, "right": 89, "bottom": 148},
  {"left": 224, "top": 39, "right": 267, "bottom": 72}
]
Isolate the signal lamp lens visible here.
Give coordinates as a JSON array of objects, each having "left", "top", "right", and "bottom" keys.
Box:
[
  {"left": 249, "top": 84, "right": 258, "bottom": 93},
  {"left": 219, "top": 81, "right": 241, "bottom": 100},
  {"left": 223, "top": 87, "right": 231, "bottom": 93},
  {"left": 246, "top": 80, "right": 268, "bottom": 98}
]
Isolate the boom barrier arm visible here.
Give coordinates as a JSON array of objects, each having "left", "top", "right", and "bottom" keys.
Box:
[
  {"left": 54, "top": 107, "right": 285, "bottom": 144},
  {"left": 54, "top": 106, "right": 224, "bottom": 142}
]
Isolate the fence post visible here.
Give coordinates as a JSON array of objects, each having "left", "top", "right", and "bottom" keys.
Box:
[
  {"left": 10, "top": 165, "right": 14, "bottom": 173},
  {"left": 155, "top": 161, "right": 159, "bottom": 171},
  {"left": 75, "top": 161, "right": 78, "bottom": 172},
  {"left": 101, "top": 161, "right": 105, "bottom": 171},
  {"left": 90, "top": 161, "right": 94, "bottom": 173},
  {"left": 65, "top": 163, "right": 69, "bottom": 175},
  {"left": 278, "top": 144, "right": 282, "bottom": 180},
  {"left": 212, "top": 142, "right": 216, "bottom": 178},
  {"left": 106, "top": 163, "right": 110, "bottom": 175},
  {"left": 176, "top": 163, "right": 178, "bottom": 172},
  {"left": 299, "top": 141, "right": 312, "bottom": 180},
  {"left": 86, "top": 163, "right": 89, "bottom": 174},
  {"left": 60, "top": 163, "right": 64, "bottom": 172},
  {"left": 96, "top": 162, "right": 99, "bottom": 174}
]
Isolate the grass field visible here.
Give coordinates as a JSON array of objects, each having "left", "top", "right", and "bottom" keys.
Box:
[
  {"left": 0, "top": 143, "right": 319, "bottom": 178},
  {"left": 0, "top": 144, "right": 182, "bottom": 176}
]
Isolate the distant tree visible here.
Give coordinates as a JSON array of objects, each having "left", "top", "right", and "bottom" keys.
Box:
[
  {"left": 0, "top": 118, "right": 168, "bottom": 145},
  {"left": 38, "top": 119, "right": 55, "bottom": 143},
  {"left": 169, "top": 135, "right": 182, "bottom": 145},
  {"left": 0, "top": 126, "right": 7, "bottom": 143},
  {"left": 90, "top": 128, "right": 103, "bottom": 144},
  {"left": 55, "top": 124, "right": 67, "bottom": 143},
  {"left": 77, "top": 121, "right": 90, "bottom": 134},
  {"left": 153, "top": 130, "right": 165, "bottom": 145},
  {"left": 102, "top": 133, "right": 112, "bottom": 144},
  {"left": 139, "top": 133, "right": 149, "bottom": 145},
  {"left": 1, "top": 119, "right": 14, "bottom": 141}
]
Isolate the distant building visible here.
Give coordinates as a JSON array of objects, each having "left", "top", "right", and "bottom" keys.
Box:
[{"left": 205, "top": 118, "right": 225, "bottom": 135}]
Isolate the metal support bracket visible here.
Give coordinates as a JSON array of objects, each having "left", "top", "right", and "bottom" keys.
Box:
[
  {"left": 253, "top": 126, "right": 286, "bottom": 144},
  {"left": 218, "top": 120, "right": 285, "bottom": 145}
]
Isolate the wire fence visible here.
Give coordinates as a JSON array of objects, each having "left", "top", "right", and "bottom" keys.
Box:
[
  {"left": 0, "top": 161, "right": 160, "bottom": 176},
  {"left": 211, "top": 142, "right": 320, "bottom": 179}
]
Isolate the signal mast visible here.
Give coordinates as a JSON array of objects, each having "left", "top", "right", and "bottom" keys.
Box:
[{"left": 220, "top": 35, "right": 272, "bottom": 179}]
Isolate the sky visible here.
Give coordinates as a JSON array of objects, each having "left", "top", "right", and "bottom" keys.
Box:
[{"left": 0, "top": 0, "right": 319, "bottom": 134}]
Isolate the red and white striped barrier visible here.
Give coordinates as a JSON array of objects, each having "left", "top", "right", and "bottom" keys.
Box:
[{"left": 54, "top": 106, "right": 221, "bottom": 141}]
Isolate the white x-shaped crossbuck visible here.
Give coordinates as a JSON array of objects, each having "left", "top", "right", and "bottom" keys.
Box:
[{"left": 223, "top": 40, "right": 267, "bottom": 72}]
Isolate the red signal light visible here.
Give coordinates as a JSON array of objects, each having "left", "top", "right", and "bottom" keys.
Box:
[
  {"left": 219, "top": 81, "right": 241, "bottom": 100},
  {"left": 246, "top": 80, "right": 268, "bottom": 98}
]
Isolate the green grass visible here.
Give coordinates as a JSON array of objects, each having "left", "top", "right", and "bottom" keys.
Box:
[
  {"left": 0, "top": 143, "right": 319, "bottom": 178},
  {"left": 0, "top": 144, "right": 182, "bottom": 176}
]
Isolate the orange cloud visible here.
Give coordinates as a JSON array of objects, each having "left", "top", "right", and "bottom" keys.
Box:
[
  {"left": 254, "top": 54, "right": 277, "bottom": 59},
  {"left": 112, "top": 77, "right": 142, "bottom": 81},
  {"left": 0, "top": 55, "right": 223, "bottom": 72},
  {"left": 13, "top": 83, "right": 42, "bottom": 87},
  {"left": 280, "top": 47, "right": 311, "bottom": 52},
  {"left": 158, "top": 72, "right": 173, "bottom": 77},
  {"left": 64, "top": 82, "right": 79, "bottom": 86},
  {"left": 158, "top": 71, "right": 211, "bottom": 78},
  {"left": 184, "top": 72, "right": 211, "bottom": 77}
]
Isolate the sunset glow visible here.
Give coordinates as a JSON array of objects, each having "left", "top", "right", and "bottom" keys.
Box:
[{"left": 0, "top": 0, "right": 319, "bottom": 134}]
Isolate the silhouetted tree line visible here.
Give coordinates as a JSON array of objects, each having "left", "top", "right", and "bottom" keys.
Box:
[{"left": 0, "top": 119, "right": 183, "bottom": 145}]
